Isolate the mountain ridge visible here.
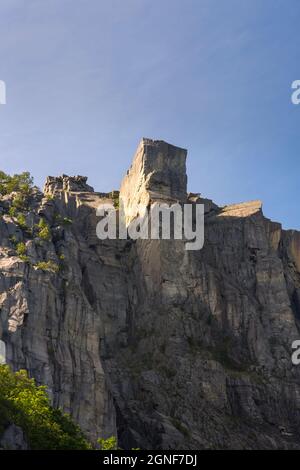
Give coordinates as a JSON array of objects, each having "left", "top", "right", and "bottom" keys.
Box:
[{"left": 0, "top": 139, "right": 300, "bottom": 449}]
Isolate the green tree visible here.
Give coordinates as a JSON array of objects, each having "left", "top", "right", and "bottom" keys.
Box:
[
  {"left": 37, "top": 218, "right": 52, "bottom": 241},
  {"left": 0, "top": 171, "right": 33, "bottom": 196},
  {"left": 0, "top": 365, "right": 91, "bottom": 450}
]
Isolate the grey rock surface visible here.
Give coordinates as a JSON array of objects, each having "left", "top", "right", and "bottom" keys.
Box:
[
  {"left": 0, "top": 138, "right": 300, "bottom": 449},
  {"left": 0, "top": 424, "right": 28, "bottom": 450},
  {"left": 44, "top": 175, "right": 94, "bottom": 194},
  {"left": 120, "top": 138, "right": 187, "bottom": 224}
]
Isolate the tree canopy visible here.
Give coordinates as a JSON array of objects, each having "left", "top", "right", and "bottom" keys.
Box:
[
  {"left": 0, "top": 365, "right": 91, "bottom": 450},
  {"left": 0, "top": 171, "right": 34, "bottom": 196}
]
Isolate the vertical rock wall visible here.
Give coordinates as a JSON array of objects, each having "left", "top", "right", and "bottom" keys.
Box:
[{"left": 0, "top": 139, "right": 300, "bottom": 449}]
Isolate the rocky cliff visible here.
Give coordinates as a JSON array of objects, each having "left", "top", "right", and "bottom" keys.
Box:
[{"left": 0, "top": 138, "right": 300, "bottom": 449}]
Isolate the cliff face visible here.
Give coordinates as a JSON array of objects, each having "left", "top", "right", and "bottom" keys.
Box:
[
  {"left": 1, "top": 139, "right": 300, "bottom": 449},
  {"left": 120, "top": 138, "right": 187, "bottom": 225}
]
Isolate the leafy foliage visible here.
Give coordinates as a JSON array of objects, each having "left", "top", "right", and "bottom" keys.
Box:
[
  {"left": 0, "top": 171, "right": 33, "bottom": 196},
  {"left": 34, "top": 260, "right": 60, "bottom": 273},
  {"left": 8, "top": 206, "right": 16, "bottom": 217},
  {"left": 0, "top": 365, "right": 91, "bottom": 450},
  {"left": 109, "top": 191, "right": 120, "bottom": 209},
  {"left": 37, "top": 218, "right": 52, "bottom": 241},
  {"left": 97, "top": 436, "right": 139, "bottom": 450},
  {"left": 1, "top": 172, "right": 33, "bottom": 225},
  {"left": 15, "top": 242, "right": 29, "bottom": 263},
  {"left": 12, "top": 193, "right": 27, "bottom": 211},
  {"left": 16, "top": 213, "right": 28, "bottom": 230},
  {"left": 16, "top": 242, "right": 26, "bottom": 256},
  {"left": 97, "top": 436, "right": 118, "bottom": 450}
]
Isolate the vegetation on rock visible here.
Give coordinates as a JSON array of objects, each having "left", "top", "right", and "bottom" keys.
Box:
[
  {"left": 0, "top": 365, "right": 91, "bottom": 450},
  {"left": 16, "top": 213, "right": 28, "bottom": 230},
  {"left": 97, "top": 435, "right": 118, "bottom": 450},
  {"left": 15, "top": 242, "right": 29, "bottom": 263},
  {"left": 37, "top": 218, "right": 52, "bottom": 241},
  {"left": 34, "top": 260, "right": 60, "bottom": 273},
  {"left": 109, "top": 191, "right": 120, "bottom": 209},
  {"left": 0, "top": 171, "right": 33, "bottom": 196}
]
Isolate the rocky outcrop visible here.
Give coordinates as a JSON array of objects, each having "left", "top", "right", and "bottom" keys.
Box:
[
  {"left": 120, "top": 138, "right": 187, "bottom": 224},
  {"left": 44, "top": 175, "right": 94, "bottom": 194},
  {"left": 0, "top": 138, "right": 300, "bottom": 449}
]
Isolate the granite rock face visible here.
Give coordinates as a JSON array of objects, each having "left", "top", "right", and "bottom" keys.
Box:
[
  {"left": 0, "top": 138, "right": 300, "bottom": 449},
  {"left": 0, "top": 424, "right": 28, "bottom": 450},
  {"left": 44, "top": 175, "right": 94, "bottom": 194},
  {"left": 120, "top": 138, "right": 187, "bottom": 224}
]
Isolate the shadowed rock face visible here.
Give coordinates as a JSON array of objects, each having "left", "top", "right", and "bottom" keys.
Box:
[
  {"left": 0, "top": 424, "right": 28, "bottom": 450},
  {"left": 1, "top": 138, "right": 300, "bottom": 449}
]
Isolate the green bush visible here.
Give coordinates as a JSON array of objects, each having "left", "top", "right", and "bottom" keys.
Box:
[
  {"left": 8, "top": 206, "right": 16, "bottom": 217},
  {"left": 97, "top": 436, "right": 139, "bottom": 451},
  {"left": 16, "top": 213, "right": 28, "bottom": 230},
  {"left": 98, "top": 436, "right": 118, "bottom": 450},
  {"left": 0, "top": 171, "right": 33, "bottom": 196},
  {"left": 37, "top": 218, "right": 52, "bottom": 241},
  {"left": 34, "top": 261, "right": 59, "bottom": 273},
  {"left": 0, "top": 365, "right": 91, "bottom": 449},
  {"left": 16, "top": 242, "right": 26, "bottom": 257},
  {"left": 0, "top": 171, "right": 33, "bottom": 219},
  {"left": 109, "top": 191, "right": 120, "bottom": 209},
  {"left": 12, "top": 193, "right": 27, "bottom": 211},
  {"left": 16, "top": 242, "right": 30, "bottom": 263}
]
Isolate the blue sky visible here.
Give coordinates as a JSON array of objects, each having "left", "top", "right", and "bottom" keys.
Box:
[{"left": 0, "top": 0, "right": 299, "bottom": 229}]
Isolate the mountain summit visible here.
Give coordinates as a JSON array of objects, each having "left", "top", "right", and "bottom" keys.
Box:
[{"left": 0, "top": 139, "right": 300, "bottom": 449}]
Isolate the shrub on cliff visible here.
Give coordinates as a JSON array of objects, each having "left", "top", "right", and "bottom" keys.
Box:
[
  {"left": 0, "top": 365, "right": 91, "bottom": 450},
  {"left": 16, "top": 213, "right": 28, "bottom": 229},
  {"left": 37, "top": 218, "right": 52, "bottom": 241},
  {"left": 0, "top": 171, "right": 33, "bottom": 196},
  {"left": 97, "top": 436, "right": 118, "bottom": 450},
  {"left": 34, "top": 260, "right": 60, "bottom": 273}
]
